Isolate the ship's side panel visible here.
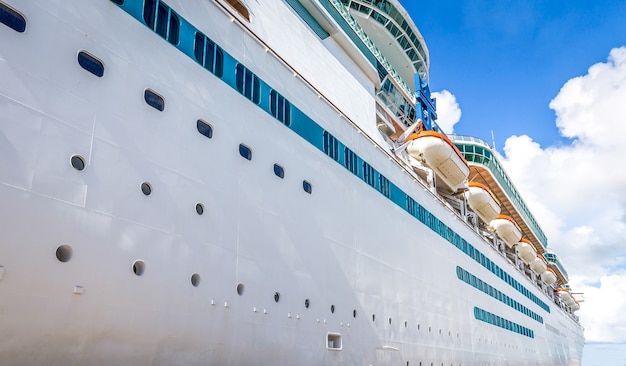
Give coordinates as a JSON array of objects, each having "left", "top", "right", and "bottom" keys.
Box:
[{"left": 0, "top": 0, "right": 583, "bottom": 365}]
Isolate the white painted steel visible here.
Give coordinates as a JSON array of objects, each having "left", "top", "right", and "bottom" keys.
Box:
[{"left": 0, "top": 0, "right": 584, "bottom": 364}]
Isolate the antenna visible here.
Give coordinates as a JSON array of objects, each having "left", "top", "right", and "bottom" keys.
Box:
[{"left": 491, "top": 130, "right": 496, "bottom": 150}]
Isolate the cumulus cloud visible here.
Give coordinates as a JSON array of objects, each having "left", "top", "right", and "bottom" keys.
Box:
[
  {"left": 498, "top": 46, "right": 626, "bottom": 342},
  {"left": 432, "top": 90, "right": 461, "bottom": 134}
]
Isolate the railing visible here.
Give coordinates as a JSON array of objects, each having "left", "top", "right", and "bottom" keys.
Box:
[{"left": 327, "top": 0, "right": 415, "bottom": 102}]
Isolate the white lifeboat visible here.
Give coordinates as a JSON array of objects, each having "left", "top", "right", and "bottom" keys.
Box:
[
  {"left": 406, "top": 131, "right": 470, "bottom": 192},
  {"left": 556, "top": 289, "right": 576, "bottom": 306},
  {"left": 571, "top": 301, "right": 581, "bottom": 312},
  {"left": 529, "top": 255, "right": 548, "bottom": 275},
  {"left": 540, "top": 268, "right": 558, "bottom": 285},
  {"left": 489, "top": 215, "right": 522, "bottom": 247},
  {"left": 515, "top": 238, "right": 537, "bottom": 265},
  {"left": 465, "top": 182, "right": 501, "bottom": 223}
]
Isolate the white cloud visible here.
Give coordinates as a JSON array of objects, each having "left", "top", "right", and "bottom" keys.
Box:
[
  {"left": 432, "top": 90, "right": 461, "bottom": 134},
  {"left": 498, "top": 46, "right": 626, "bottom": 342}
]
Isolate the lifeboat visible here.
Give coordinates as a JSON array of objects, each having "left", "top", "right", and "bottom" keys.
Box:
[
  {"left": 571, "top": 301, "right": 581, "bottom": 312},
  {"left": 529, "top": 255, "right": 548, "bottom": 275},
  {"left": 556, "top": 289, "right": 576, "bottom": 306},
  {"left": 515, "top": 238, "right": 537, "bottom": 265},
  {"left": 540, "top": 268, "right": 558, "bottom": 285},
  {"left": 489, "top": 215, "right": 522, "bottom": 247},
  {"left": 465, "top": 182, "right": 501, "bottom": 223},
  {"left": 406, "top": 131, "right": 470, "bottom": 192}
]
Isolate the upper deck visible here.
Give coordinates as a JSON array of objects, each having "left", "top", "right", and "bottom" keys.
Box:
[{"left": 340, "top": 0, "right": 429, "bottom": 92}]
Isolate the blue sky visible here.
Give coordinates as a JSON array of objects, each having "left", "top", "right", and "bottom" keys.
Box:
[
  {"left": 405, "top": 0, "right": 626, "bottom": 151},
  {"left": 398, "top": 1, "right": 626, "bottom": 364}
]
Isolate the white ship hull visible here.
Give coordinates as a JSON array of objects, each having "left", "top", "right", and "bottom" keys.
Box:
[{"left": 0, "top": 0, "right": 583, "bottom": 364}]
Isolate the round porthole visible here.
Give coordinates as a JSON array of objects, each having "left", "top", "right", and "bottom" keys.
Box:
[
  {"left": 132, "top": 260, "right": 145, "bottom": 276},
  {"left": 237, "top": 283, "right": 245, "bottom": 296},
  {"left": 70, "top": 155, "right": 85, "bottom": 171},
  {"left": 141, "top": 182, "right": 152, "bottom": 196},
  {"left": 372, "top": 314, "right": 376, "bottom": 322},
  {"left": 191, "top": 273, "right": 201, "bottom": 287},
  {"left": 195, "top": 203, "right": 204, "bottom": 215},
  {"left": 55, "top": 245, "right": 73, "bottom": 262},
  {"left": 330, "top": 304, "right": 335, "bottom": 313},
  {"left": 274, "top": 292, "right": 280, "bottom": 302},
  {"left": 353, "top": 309, "right": 357, "bottom": 318},
  {"left": 304, "top": 299, "right": 310, "bottom": 308}
]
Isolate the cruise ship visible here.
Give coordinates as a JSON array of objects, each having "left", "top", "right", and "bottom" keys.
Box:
[{"left": 0, "top": 0, "right": 584, "bottom": 364}]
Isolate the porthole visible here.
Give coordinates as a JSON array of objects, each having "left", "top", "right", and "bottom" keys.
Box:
[
  {"left": 405, "top": 321, "right": 408, "bottom": 328},
  {"left": 239, "top": 144, "right": 252, "bottom": 160},
  {"left": 330, "top": 304, "right": 335, "bottom": 314},
  {"left": 0, "top": 2, "right": 26, "bottom": 33},
  {"left": 197, "top": 119, "right": 213, "bottom": 139},
  {"left": 353, "top": 309, "right": 357, "bottom": 318},
  {"left": 428, "top": 327, "right": 432, "bottom": 333},
  {"left": 144, "top": 88, "right": 165, "bottom": 111},
  {"left": 302, "top": 180, "right": 312, "bottom": 194},
  {"left": 77, "top": 51, "right": 104, "bottom": 77},
  {"left": 70, "top": 155, "right": 85, "bottom": 171},
  {"left": 237, "top": 283, "right": 245, "bottom": 295},
  {"left": 132, "top": 260, "right": 145, "bottom": 276},
  {"left": 372, "top": 314, "right": 376, "bottom": 322},
  {"left": 274, "top": 291, "right": 280, "bottom": 302},
  {"left": 273, "top": 164, "right": 284, "bottom": 179},
  {"left": 195, "top": 203, "right": 204, "bottom": 215},
  {"left": 55, "top": 245, "right": 73, "bottom": 263},
  {"left": 304, "top": 299, "right": 310, "bottom": 308},
  {"left": 388, "top": 318, "right": 392, "bottom": 325},
  {"left": 191, "top": 273, "right": 201, "bottom": 287},
  {"left": 141, "top": 182, "right": 152, "bottom": 196}
]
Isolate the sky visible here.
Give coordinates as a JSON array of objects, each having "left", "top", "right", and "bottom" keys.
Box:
[{"left": 400, "top": 1, "right": 626, "bottom": 364}]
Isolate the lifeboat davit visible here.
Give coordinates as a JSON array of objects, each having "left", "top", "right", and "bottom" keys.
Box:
[
  {"left": 489, "top": 215, "right": 522, "bottom": 247},
  {"left": 406, "top": 131, "right": 470, "bottom": 192},
  {"left": 540, "top": 268, "right": 558, "bottom": 285},
  {"left": 515, "top": 239, "right": 537, "bottom": 264},
  {"left": 529, "top": 255, "right": 548, "bottom": 275},
  {"left": 465, "top": 182, "right": 501, "bottom": 223}
]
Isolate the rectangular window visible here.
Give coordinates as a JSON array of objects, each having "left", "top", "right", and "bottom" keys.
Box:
[
  {"left": 323, "top": 131, "right": 340, "bottom": 161},
  {"left": 362, "top": 162, "right": 376, "bottom": 188},
  {"left": 236, "top": 64, "right": 260, "bottom": 104},
  {"left": 344, "top": 148, "right": 359, "bottom": 175},
  {"left": 406, "top": 196, "right": 417, "bottom": 216},
  {"left": 143, "top": 0, "right": 180, "bottom": 45},
  {"left": 194, "top": 32, "right": 224, "bottom": 77},
  {"left": 379, "top": 175, "right": 390, "bottom": 198},
  {"left": 270, "top": 90, "right": 291, "bottom": 126}
]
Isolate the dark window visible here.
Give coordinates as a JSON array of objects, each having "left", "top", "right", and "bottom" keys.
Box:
[
  {"left": 270, "top": 90, "right": 291, "bottom": 126},
  {"left": 143, "top": 0, "right": 180, "bottom": 45},
  {"left": 141, "top": 182, "right": 152, "bottom": 195},
  {"left": 195, "top": 203, "right": 204, "bottom": 215},
  {"left": 70, "top": 155, "right": 86, "bottom": 171},
  {"left": 406, "top": 196, "right": 417, "bottom": 216},
  {"left": 344, "top": 148, "right": 358, "bottom": 175},
  {"left": 239, "top": 144, "right": 252, "bottom": 160},
  {"left": 236, "top": 64, "right": 260, "bottom": 104},
  {"left": 362, "top": 162, "right": 375, "bottom": 188},
  {"left": 144, "top": 89, "right": 165, "bottom": 111},
  {"left": 379, "top": 175, "right": 390, "bottom": 198},
  {"left": 273, "top": 164, "right": 284, "bottom": 178},
  {"left": 323, "top": 131, "right": 339, "bottom": 161},
  {"left": 77, "top": 51, "right": 104, "bottom": 77},
  {"left": 302, "top": 180, "right": 312, "bottom": 194},
  {"left": 0, "top": 2, "right": 26, "bottom": 33},
  {"left": 110, "top": 0, "right": 124, "bottom": 5},
  {"left": 194, "top": 32, "right": 224, "bottom": 77},
  {"left": 196, "top": 119, "right": 213, "bottom": 138}
]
